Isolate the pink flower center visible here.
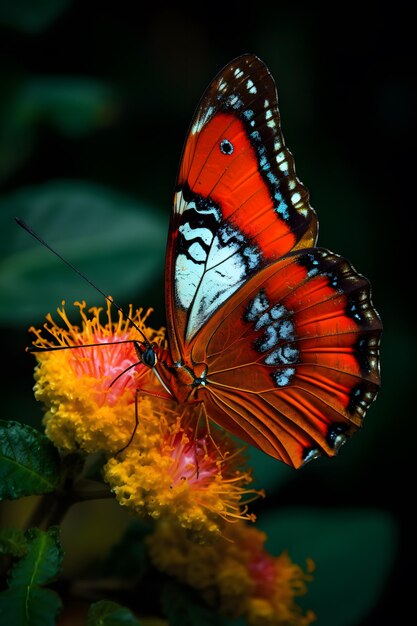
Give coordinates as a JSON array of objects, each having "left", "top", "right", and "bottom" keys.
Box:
[
  {"left": 69, "top": 333, "right": 146, "bottom": 406},
  {"left": 169, "top": 433, "right": 218, "bottom": 485}
]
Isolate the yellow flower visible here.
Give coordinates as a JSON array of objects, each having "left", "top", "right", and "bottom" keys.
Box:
[
  {"left": 30, "top": 299, "right": 260, "bottom": 538},
  {"left": 104, "top": 401, "right": 260, "bottom": 539},
  {"left": 30, "top": 299, "right": 165, "bottom": 453},
  {"left": 147, "top": 521, "right": 315, "bottom": 626},
  {"left": 30, "top": 299, "right": 315, "bottom": 622}
]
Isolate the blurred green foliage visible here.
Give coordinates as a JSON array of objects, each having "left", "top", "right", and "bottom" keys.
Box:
[
  {"left": 88, "top": 600, "right": 142, "bottom": 626},
  {"left": 260, "top": 508, "right": 397, "bottom": 626},
  {"left": 0, "top": 76, "right": 116, "bottom": 180},
  {"left": 0, "top": 180, "right": 165, "bottom": 325},
  {"left": 0, "top": 0, "right": 71, "bottom": 34}
]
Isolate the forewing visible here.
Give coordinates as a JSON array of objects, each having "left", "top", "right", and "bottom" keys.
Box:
[{"left": 166, "top": 54, "right": 318, "bottom": 359}]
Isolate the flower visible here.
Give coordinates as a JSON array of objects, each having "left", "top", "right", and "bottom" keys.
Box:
[
  {"left": 30, "top": 299, "right": 260, "bottom": 538},
  {"left": 30, "top": 299, "right": 166, "bottom": 453},
  {"left": 30, "top": 299, "right": 315, "bottom": 617},
  {"left": 147, "top": 520, "right": 315, "bottom": 626},
  {"left": 104, "top": 401, "right": 260, "bottom": 539}
]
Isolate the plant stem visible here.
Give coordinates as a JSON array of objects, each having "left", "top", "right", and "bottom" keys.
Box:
[{"left": 25, "top": 455, "right": 114, "bottom": 531}]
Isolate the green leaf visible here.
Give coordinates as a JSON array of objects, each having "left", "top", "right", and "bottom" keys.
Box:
[
  {"left": 258, "top": 507, "right": 397, "bottom": 626},
  {"left": 0, "top": 528, "right": 28, "bottom": 557},
  {"left": 0, "top": 587, "right": 62, "bottom": 626},
  {"left": 88, "top": 600, "right": 142, "bottom": 626},
  {"left": 9, "top": 527, "right": 63, "bottom": 586},
  {"left": 0, "top": 420, "right": 60, "bottom": 500},
  {"left": 0, "top": 526, "right": 63, "bottom": 626},
  {"left": 0, "top": 180, "right": 166, "bottom": 326},
  {"left": 0, "top": 0, "right": 71, "bottom": 34},
  {"left": 161, "top": 582, "right": 227, "bottom": 626}
]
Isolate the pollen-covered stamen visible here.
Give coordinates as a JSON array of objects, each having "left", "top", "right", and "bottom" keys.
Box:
[
  {"left": 30, "top": 299, "right": 166, "bottom": 453},
  {"left": 36, "top": 302, "right": 148, "bottom": 405},
  {"left": 104, "top": 404, "right": 261, "bottom": 537},
  {"left": 168, "top": 432, "right": 216, "bottom": 485}
]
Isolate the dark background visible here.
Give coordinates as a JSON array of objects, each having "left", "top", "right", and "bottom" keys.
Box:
[{"left": 0, "top": 2, "right": 415, "bottom": 624}]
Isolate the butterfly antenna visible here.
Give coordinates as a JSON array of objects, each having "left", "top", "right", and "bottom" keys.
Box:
[{"left": 15, "top": 217, "right": 149, "bottom": 345}]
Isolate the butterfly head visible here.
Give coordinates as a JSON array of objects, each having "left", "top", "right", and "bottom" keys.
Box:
[{"left": 135, "top": 341, "right": 158, "bottom": 368}]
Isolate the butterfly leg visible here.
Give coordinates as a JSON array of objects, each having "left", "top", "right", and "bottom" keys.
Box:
[
  {"left": 185, "top": 401, "right": 225, "bottom": 479},
  {"left": 192, "top": 401, "right": 228, "bottom": 463},
  {"left": 115, "top": 387, "right": 142, "bottom": 455}
]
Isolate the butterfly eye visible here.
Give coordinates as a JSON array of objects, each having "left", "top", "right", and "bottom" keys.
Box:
[
  {"left": 140, "top": 344, "right": 157, "bottom": 368},
  {"left": 220, "top": 139, "right": 234, "bottom": 155}
]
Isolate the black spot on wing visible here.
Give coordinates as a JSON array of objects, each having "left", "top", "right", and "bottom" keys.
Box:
[
  {"left": 326, "top": 423, "right": 349, "bottom": 450},
  {"left": 302, "top": 423, "right": 349, "bottom": 465},
  {"left": 347, "top": 381, "right": 379, "bottom": 419}
]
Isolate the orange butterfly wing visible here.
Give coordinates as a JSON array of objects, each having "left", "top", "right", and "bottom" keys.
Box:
[
  {"left": 165, "top": 54, "right": 318, "bottom": 362},
  {"left": 188, "top": 248, "right": 381, "bottom": 467},
  {"left": 160, "top": 54, "right": 381, "bottom": 467}
]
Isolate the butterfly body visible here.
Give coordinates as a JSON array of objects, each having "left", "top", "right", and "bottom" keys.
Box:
[{"left": 139, "top": 54, "right": 381, "bottom": 468}]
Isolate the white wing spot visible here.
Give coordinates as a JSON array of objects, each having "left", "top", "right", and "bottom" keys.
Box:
[
  {"left": 188, "top": 241, "right": 207, "bottom": 262},
  {"left": 246, "top": 291, "right": 270, "bottom": 321},
  {"left": 247, "top": 79, "right": 257, "bottom": 94},
  {"left": 273, "top": 367, "right": 296, "bottom": 387},
  {"left": 255, "top": 312, "right": 270, "bottom": 330},
  {"left": 270, "top": 304, "right": 286, "bottom": 320},
  {"left": 264, "top": 345, "right": 299, "bottom": 366},
  {"left": 303, "top": 449, "right": 321, "bottom": 464},
  {"left": 258, "top": 325, "right": 279, "bottom": 351},
  {"left": 278, "top": 320, "right": 294, "bottom": 340},
  {"left": 179, "top": 223, "right": 213, "bottom": 246},
  {"left": 175, "top": 253, "right": 204, "bottom": 310}
]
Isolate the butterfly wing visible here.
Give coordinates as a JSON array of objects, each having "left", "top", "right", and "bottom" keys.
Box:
[
  {"left": 165, "top": 54, "right": 318, "bottom": 362},
  {"left": 189, "top": 247, "right": 381, "bottom": 468},
  {"left": 163, "top": 54, "right": 381, "bottom": 467}
]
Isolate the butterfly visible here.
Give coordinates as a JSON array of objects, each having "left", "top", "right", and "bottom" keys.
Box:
[
  {"left": 21, "top": 53, "right": 380, "bottom": 469},
  {"left": 133, "top": 53, "right": 382, "bottom": 468}
]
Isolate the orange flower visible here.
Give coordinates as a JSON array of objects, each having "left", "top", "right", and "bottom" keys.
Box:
[
  {"left": 31, "top": 299, "right": 260, "bottom": 538},
  {"left": 147, "top": 520, "right": 315, "bottom": 625},
  {"left": 30, "top": 299, "right": 165, "bottom": 453},
  {"left": 104, "top": 401, "right": 260, "bottom": 539}
]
